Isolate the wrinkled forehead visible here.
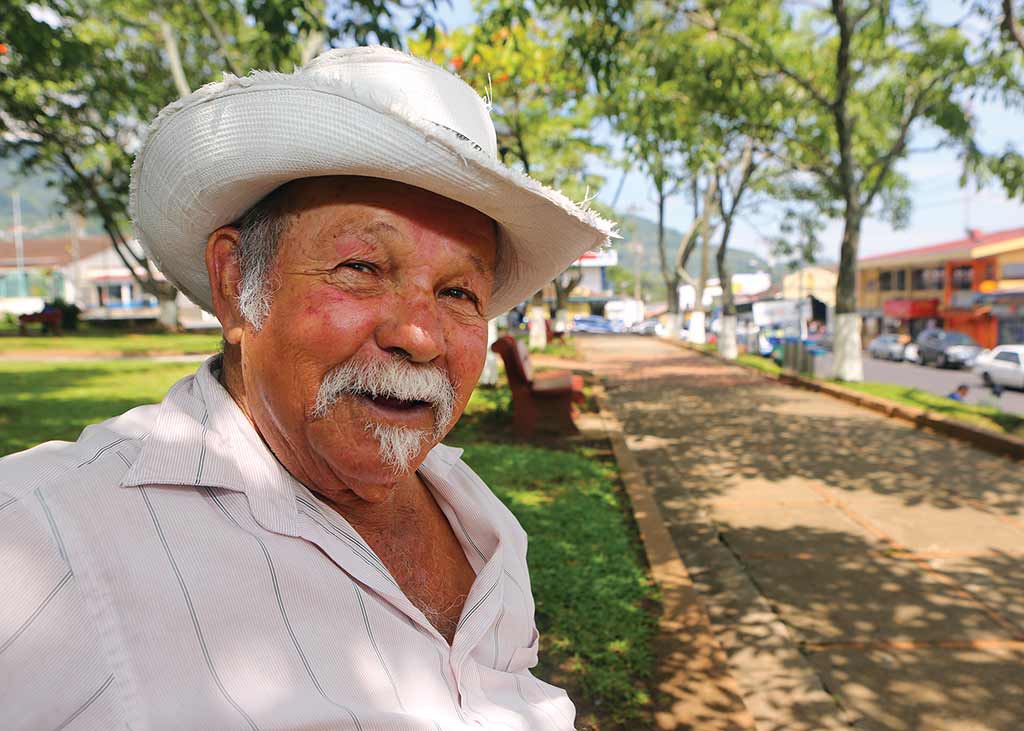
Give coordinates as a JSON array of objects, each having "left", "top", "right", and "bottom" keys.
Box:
[{"left": 279, "top": 176, "right": 500, "bottom": 267}]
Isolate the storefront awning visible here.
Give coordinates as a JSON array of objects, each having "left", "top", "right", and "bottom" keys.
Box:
[{"left": 883, "top": 298, "right": 939, "bottom": 319}]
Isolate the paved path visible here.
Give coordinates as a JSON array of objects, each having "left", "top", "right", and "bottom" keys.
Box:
[{"left": 579, "top": 336, "right": 1024, "bottom": 731}]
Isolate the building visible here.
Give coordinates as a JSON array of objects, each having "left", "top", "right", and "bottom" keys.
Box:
[
  {"left": 782, "top": 266, "right": 837, "bottom": 307},
  {"left": 857, "top": 227, "right": 1024, "bottom": 347},
  {"left": 0, "top": 235, "right": 110, "bottom": 314},
  {"left": 678, "top": 271, "right": 773, "bottom": 310},
  {"left": 0, "top": 234, "right": 213, "bottom": 327}
]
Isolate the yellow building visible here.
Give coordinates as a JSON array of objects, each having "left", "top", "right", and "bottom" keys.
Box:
[
  {"left": 857, "top": 227, "right": 1024, "bottom": 347},
  {"left": 782, "top": 267, "right": 838, "bottom": 307}
]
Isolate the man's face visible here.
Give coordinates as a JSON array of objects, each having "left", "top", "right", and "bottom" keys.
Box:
[{"left": 236, "top": 177, "right": 496, "bottom": 502}]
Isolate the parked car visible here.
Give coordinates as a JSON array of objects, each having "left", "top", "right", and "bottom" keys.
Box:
[
  {"left": 914, "top": 328, "right": 982, "bottom": 368},
  {"left": 974, "top": 345, "right": 1024, "bottom": 390},
  {"left": 630, "top": 318, "right": 666, "bottom": 336},
  {"left": 570, "top": 314, "right": 617, "bottom": 334},
  {"left": 867, "top": 334, "right": 906, "bottom": 361}
]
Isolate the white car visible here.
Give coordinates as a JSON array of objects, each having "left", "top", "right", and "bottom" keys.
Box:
[{"left": 974, "top": 345, "right": 1024, "bottom": 390}]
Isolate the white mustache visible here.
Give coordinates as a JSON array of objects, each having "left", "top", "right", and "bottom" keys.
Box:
[{"left": 311, "top": 355, "right": 457, "bottom": 439}]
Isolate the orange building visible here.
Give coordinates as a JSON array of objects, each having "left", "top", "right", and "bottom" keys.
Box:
[{"left": 857, "top": 227, "right": 1024, "bottom": 348}]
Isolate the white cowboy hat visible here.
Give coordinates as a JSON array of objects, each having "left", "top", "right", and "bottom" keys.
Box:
[{"left": 130, "top": 45, "right": 615, "bottom": 318}]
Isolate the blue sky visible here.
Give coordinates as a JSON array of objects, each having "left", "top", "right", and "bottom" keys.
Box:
[{"left": 437, "top": 0, "right": 1024, "bottom": 264}]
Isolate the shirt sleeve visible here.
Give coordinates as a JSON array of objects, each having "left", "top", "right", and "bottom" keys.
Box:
[{"left": 0, "top": 491, "right": 125, "bottom": 730}]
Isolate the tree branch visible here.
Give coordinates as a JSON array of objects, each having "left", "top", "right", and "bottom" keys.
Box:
[
  {"left": 689, "top": 10, "right": 834, "bottom": 109},
  {"left": 191, "top": 0, "right": 243, "bottom": 76},
  {"left": 1004, "top": 0, "right": 1024, "bottom": 53},
  {"left": 157, "top": 15, "right": 191, "bottom": 98},
  {"left": 862, "top": 73, "right": 945, "bottom": 208}
]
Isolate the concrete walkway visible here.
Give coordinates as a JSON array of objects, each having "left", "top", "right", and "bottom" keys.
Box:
[{"left": 578, "top": 335, "right": 1024, "bottom": 731}]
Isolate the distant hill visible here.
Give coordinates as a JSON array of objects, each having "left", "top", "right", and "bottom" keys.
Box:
[
  {"left": 613, "top": 213, "right": 772, "bottom": 278},
  {"left": 1, "top": 160, "right": 831, "bottom": 287},
  {"left": 0, "top": 159, "right": 69, "bottom": 238},
  {"left": 611, "top": 213, "right": 835, "bottom": 289}
]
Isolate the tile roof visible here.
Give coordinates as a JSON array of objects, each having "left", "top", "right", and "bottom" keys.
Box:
[
  {"left": 859, "top": 227, "right": 1024, "bottom": 263},
  {"left": 0, "top": 235, "right": 111, "bottom": 269}
]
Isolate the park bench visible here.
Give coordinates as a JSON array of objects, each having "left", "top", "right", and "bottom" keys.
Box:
[
  {"left": 490, "top": 335, "right": 584, "bottom": 438},
  {"left": 544, "top": 318, "right": 566, "bottom": 345},
  {"left": 18, "top": 309, "right": 63, "bottom": 336}
]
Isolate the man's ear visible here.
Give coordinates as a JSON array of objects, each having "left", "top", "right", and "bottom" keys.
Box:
[{"left": 205, "top": 226, "right": 246, "bottom": 345}]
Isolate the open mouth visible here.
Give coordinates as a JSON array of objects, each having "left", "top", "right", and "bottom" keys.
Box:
[{"left": 356, "top": 392, "right": 431, "bottom": 412}]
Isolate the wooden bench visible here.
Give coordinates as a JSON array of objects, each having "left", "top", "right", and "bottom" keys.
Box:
[
  {"left": 18, "top": 309, "right": 63, "bottom": 335},
  {"left": 545, "top": 318, "right": 566, "bottom": 345},
  {"left": 490, "top": 335, "right": 584, "bottom": 438}
]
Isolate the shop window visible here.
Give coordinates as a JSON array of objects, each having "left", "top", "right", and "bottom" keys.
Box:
[
  {"left": 911, "top": 267, "right": 943, "bottom": 291},
  {"left": 951, "top": 265, "right": 973, "bottom": 290},
  {"left": 1001, "top": 262, "right": 1024, "bottom": 279}
]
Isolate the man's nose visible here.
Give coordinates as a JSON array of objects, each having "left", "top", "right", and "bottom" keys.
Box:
[{"left": 375, "top": 290, "right": 445, "bottom": 363}]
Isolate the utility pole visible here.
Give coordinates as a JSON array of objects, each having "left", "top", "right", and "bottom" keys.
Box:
[{"left": 12, "top": 190, "right": 25, "bottom": 296}]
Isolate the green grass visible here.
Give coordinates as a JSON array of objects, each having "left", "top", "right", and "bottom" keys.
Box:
[
  {"left": 835, "top": 380, "right": 1024, "bottom": 437},
  {"left": 2, "top": 359, "right": 658, "bottom": 729},
  {"left": 449, "top": 388, "right": 657, "bottom": 729},
  {"left": 0, "top": 360, "right": 199, "bottom": 455},
  {"left": 538, "top": 336, "right": 581, "bottom": 360},
  {"left": 737, "top": 352, "right": 783, "bottom": 375},
  {"left": 0, "top": 331, "right": 222, "bottom": 355}
]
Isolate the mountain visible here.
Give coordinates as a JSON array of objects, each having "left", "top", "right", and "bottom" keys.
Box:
[
  {"left": 0, "top": 158, "right": 71, "bottom": 238},
  {"left": 613, "top": 213, "right": 772, "bottom": 279}
]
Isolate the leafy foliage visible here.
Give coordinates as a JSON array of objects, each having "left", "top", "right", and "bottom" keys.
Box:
[{"left": 0, "top": 0, "right": 444, "bottom": 324}]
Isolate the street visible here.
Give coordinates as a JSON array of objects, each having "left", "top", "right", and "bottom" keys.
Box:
[
  {"left": 815, "top": 350, "right": 1024, "bottom": 415},
  {"left": 584, "top": 335, "right": 1024, "bottom": 731}
]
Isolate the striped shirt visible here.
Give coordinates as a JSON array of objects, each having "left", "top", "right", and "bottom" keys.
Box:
[{"left": 0, "top": 357, "right": 575, "bottom": 730}]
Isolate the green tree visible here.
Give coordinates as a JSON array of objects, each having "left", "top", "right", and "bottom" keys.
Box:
[
  {"left": 0, "top": 0, "right": 441, "bottom": 329},
  {"left": 411, "top": 12, "right": 605, "bottom": 332},
  {"left": 692, "top": 0, "right": 980, "bottom": 380},
  {"left": 1004, "top": 0, "right": 1024, "bottom": 53}
]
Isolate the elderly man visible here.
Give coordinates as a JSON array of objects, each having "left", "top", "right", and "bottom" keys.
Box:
[{"left": 0, "top": 48, "right": 612, "bottom": 730}]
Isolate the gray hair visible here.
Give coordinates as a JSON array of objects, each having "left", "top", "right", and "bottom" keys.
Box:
[
  {"left": 231, "top": 179, "right": 513, "bottom": 329},
  {"left": 234, "top": 186, "right": 291, "bottom": 329}
]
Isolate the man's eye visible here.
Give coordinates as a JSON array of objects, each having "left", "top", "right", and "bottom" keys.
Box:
[
  {"left": 442, "top": 287, "right": 478, "bottom": 304},
  {"left": 341, "top": 261, "right": 375, "bottom": 274}
]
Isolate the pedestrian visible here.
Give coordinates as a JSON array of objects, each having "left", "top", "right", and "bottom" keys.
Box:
[
  {"left": 0, "top": 46, "right": 613, "bottom": 731},
  {"left": 947, "top": 383, "right": 970, "bottom": 402}
]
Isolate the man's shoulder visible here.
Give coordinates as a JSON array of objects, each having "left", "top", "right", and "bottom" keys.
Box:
[{"left": 0, "top": 402, "right": 159, "bottom": 505}]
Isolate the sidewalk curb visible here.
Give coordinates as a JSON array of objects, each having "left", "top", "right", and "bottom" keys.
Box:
[
  {"left": 663, "top": 339, "right": 1024, "bottom": 461},
  {"left": 591, "top": 383, "right": 758, "bottom": 731}
]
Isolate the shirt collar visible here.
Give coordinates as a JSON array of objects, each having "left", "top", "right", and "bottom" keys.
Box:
[
  {"left": 121, "top": 356, "right": 466, "bottom": 537},
  {"left": 121, "top": 355, "right": 300, "bottom": 535}
]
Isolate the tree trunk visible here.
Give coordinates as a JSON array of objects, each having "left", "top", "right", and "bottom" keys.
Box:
[
  {"left": 832, "top": 209, "right": 864, "bottom": 381},
  {"left": 157, "top": 293, "right": 180, "bottom": 332},
  {"left": 690, "top": 190, "right": 713, "bottom": 345},
  {"left": 654, "top": 186, "right": 676, "bottom": 314},
  {"left": 719, "top": 315, "right": 738, "bottom": 359},
  {"left": 527, "top": 290, "right": 547, "bottom": 350},
  {"left": 552, "top": 268, "right": 581, "bottom": 335},
  {"left": 479, "top": 318, "right": 499, "bottom": 386},
  {"left": 716, "top": 231, "right": 737, "bottom": 359}
]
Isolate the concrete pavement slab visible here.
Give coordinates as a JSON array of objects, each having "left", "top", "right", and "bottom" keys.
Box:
[
  {"left": 926, "top": 555, "right": 1024, "bottom": 636},
  {"left": 580, "top": 335, "right": 1024, "bottom": 731},
  {"left": 829, "top": 490, "right": 1024, "bottom": 554},
  {"left": 806, "top": 646, "right": 1024, "bottom": 731},
  {"left": 739, "top": 551, "right": 1011, "bottom": 644}
]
